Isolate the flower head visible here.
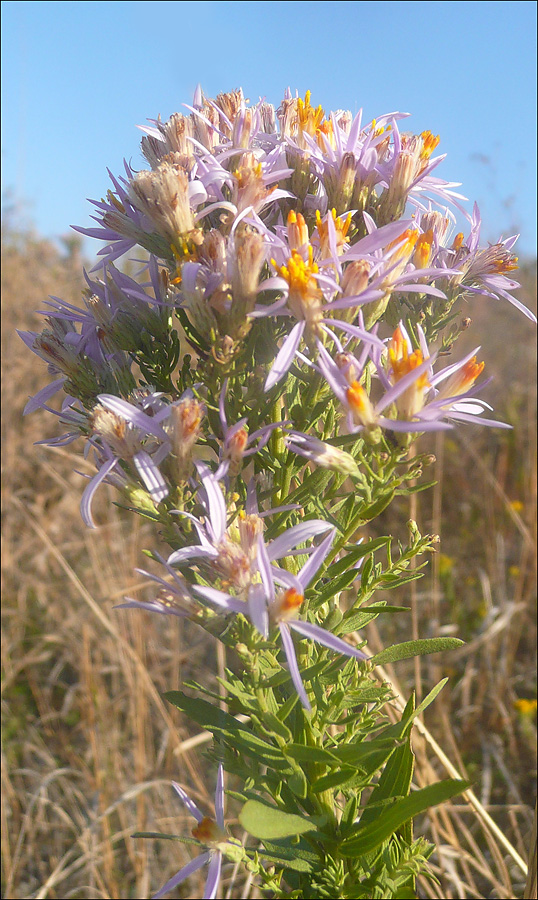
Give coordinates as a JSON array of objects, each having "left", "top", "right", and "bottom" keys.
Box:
[
  {"left": 195, "top": 524, "right": 368, "bottom": 710},
  {"left": 153, "top": 765, "right": 227, "bottom": 900}
]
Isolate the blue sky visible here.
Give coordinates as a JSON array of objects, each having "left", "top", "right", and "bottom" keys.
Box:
[{"left": 2, "top": 0, "right": 536, "bottom": 258}]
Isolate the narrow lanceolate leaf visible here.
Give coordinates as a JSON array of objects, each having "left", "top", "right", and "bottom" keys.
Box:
[
  {"left": 239, "top": 800, "right": 318, "bottom": 840},
  {"left": 163, "top": 690, "right": 243, "bottom": 733},
  {"left": 369, "top": 637, "right": 463, "bottom": 666},
  {"left": 329, "top": 737, "right": 396, "bottom": 774},
  {"left": 285, "top": 743, "right": 340, "bottom": 764},
  {"left": 356, "top": 737, "right": 415, "bottom": 832},
  {"left": 340, "top": 779, "right": 469, "bottom": 857},
  {"left": 312, "top": 766, "right": 357, "bottom": 793},
  {"left": 414, "top": 677, "right": 449, "bottom": 719}
]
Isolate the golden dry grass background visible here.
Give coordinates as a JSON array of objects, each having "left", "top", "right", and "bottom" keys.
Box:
[{"left": 2, "top": 226, "right": 536, "bottom": 899}]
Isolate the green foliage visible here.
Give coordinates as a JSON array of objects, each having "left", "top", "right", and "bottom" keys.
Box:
[{"left": 239, "top": 800, "right": 319, "bottom": 839}]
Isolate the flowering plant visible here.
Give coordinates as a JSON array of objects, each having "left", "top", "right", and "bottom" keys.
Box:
[{"left": 21, "top": 86, "right": 535, "bottom": 898}]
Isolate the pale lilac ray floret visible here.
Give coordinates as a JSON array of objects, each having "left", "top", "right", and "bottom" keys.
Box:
[
  {"left": 214, "top": 381, "right": 282, "bottom": 480},
  {"left": 116, "top": 553, "right": 194, "bottom": 619},
  {"left": 81, "top": 393, "right": 171, "bottom": 528},
  {"left": 196, "top": 525, "right": 368, "bottom": 711},
  {"left": 168, "top": 462, "right": 333, "bottom": 601},
  {"left": 376, "top": 321, "right": 512, "bottom": 430},
  {"left": 153, "top": 764, "right": 226, "bottom": 900},
  {"left": 252, "top": 528, "right": 368, "bottom": 710},
  {"left": 317, "top": 342, "right": 452, "bottom": 438}
]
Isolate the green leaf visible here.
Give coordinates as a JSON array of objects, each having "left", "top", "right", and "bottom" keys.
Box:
[
  {"left": 239, "top": 800, "right": 318, "bottom": 840},
  {"left": 339, "top": 605, "right": 409, "bottom": 635},
  {"left": 257, "top": 838, "right": 318, "bottom": 872},
  {"left": 357, "top": 737, "right": 414, "bottom": 832},
  {"left": 163, "top": 690, "right": 244, "bottom": 733},
  {"left": 312, "top": 569, "right": 361, "bottom": 606},
  {"left": 330, "top": 738, "right": 396, "bottom": 775},
  {"left": 164, "top": 690, "right": 289, "bottom": 769},
  {"left": 260, "top": 712, "right": 293, "bottom": 742},
  {"left": 312, "top": 766, "right": 357, "bottom": 793},
  {"left": 414, "top": 678, "right": 448, "bottom": 719},
  {"left": 359, "top": 488, "right": 396, "bottom": 522},
  {"left": 227, "top": 731, "right": 291, "bottom": 769},
  {"left": 288, "top": 768, "right": 308, "bottom": 799},
  {"left": 276, "top": 691, "right": 301, "bottom": 723},
  {"left": 340, "top": 779, "right": 469, "bottom": 857},
  {"left": 256, "top": 849, "right": 313, "bottom": 873},
  {"left": 285, "top": 744, "right": 339, "bottom": 764},
  {"left": 327, "top": 537, "right": 390, "bottom": 578},
  {"left": 370, "top": 638, "right": 463, "bottom": 666}
]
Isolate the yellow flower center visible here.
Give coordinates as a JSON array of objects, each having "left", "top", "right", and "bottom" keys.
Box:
[
  {"left": 389, "top": 338, "right": 429, "bottom": 391},
  {"left": 297, "top": 90, "right": 326, "bottom": 138},
  {"left": 413, "top": 229, "right": 434, "bottom": 269},
  {"left": 345, "top": 381, "right": 378, "bottom": 428},
  {"left": 287, "top": 210, "right": 310, "bottom": 251},
  {"left": 273, "top": 247, "right": 323, "bottom": 326},
  {"left": 315, "top": 209, "right": 352, "bottom": 257},
  {"left": 419, "top": 130, "right": 440, "bottom": 160},
  {"left": 233, "top": 158, "right": 264, "bottom": 189},
  {"left": 386, "top": 228, "right": 419, "bottom": 264},
  {"left": 276, "top": 587, "right": 304, "bottom": 621},
  {"left": 438, "top": 357, "right": 485, "bottom": 399},
  {"left": 192, "top": 816, "right": 224, "bottom": 845},
  {"left": 387, "top": 327, "right": 431, "bottom": 418}
]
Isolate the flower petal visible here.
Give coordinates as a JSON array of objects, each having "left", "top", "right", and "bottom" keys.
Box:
[
  {"left": 195, "top": 461, "right": 227, "bottom": 541},
  {"left": 80, "top": 457, "right": 118, "bottom": 528},
  {"left": 248, "top": 583, "right": 269, "bottom": 639},
  {"left": 24, "top": 378, "right": 67, "bottom": 415},
  {"left": 133, "top": 450, "right": 169, "bottom": 502},
  {"left": 115, "top": 598, "right": 189, "bottom": 618},
  {"left": 289, "top": 620, "right": 369, "bottom": 660},
  {"left": 172, "top": 781, "right": 205, "bottom": 823},
  {"left": 264, "top": 321, "right": 305, "bottom": 391},
  {"left": 268, "top": 520, "right": 334, "bottom": 561},
  {"left": 193, "top": 585, "right": 246, "bottom": 615},
  {"left": 204, "top": 851, "right": 222, "bottom": 900},
  {"left": 152, "top": 852, "right": 210, "bottom": 900},
  {"left": 279, "top": 623, "right": 311, "bottom": 710},
  {"left": 97, "top": 394, "right": 168, "bottom": 441},
  {"left": 296, "top": 529, "right": 336, "bottom": 591}
]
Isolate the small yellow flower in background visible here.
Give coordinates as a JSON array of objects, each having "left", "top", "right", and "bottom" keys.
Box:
[
  {"left": 509, "top": 499, "right": 524, "bottom": 513},
  {"left": 438, "top": 554, "right": 454, "bottom": 577},
  {"left": 514, "top": 699, "right": 537, "bottom": 718},
  {"left": 508, "top": 565, "right": 521, "bottom": 578}
]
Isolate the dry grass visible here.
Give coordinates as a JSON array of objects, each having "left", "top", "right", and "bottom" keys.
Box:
[{"left": 2, "top": 227, "right": 536, "bottom": 899}]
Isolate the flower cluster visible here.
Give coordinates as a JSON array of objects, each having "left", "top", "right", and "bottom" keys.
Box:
[{"left": 21, "top": 86, "right": 535, "bottom": 898}]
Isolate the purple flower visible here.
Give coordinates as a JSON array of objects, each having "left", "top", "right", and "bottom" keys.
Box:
[
  {"left": 256, "top": 216, "right": 411, "bottom": 391},
  {"left": 196, "top": 525, "right": 368, "bottom": 711},
  {"left": 116, "top": 553, "right": 194, "bottom": 619},
  {"left": 285, "top": 431, "right": 360, "bottom": 477},
  {"left": 317, "top": 342, "right": 452, "bottom": 439},
  {"left": 215, "top": 381, "right": 282, "bottom": 480},
  {"left": 380, "top": 322, "right": 512, "bottom": 430},
  {"left": 81, "top": 393, "right": 170, "bottom": 528},
  {"left": 153, "top": 765, "right": 226, "bottom": 900},
  {"left": 168, "top": 462, "right": 332, "bottom": 598},
  {"left": 72, "top": 162, "right": 164, "bottom": 268},
  {"left": 252, "top": 529, "right": 368, "bottom": 710}
]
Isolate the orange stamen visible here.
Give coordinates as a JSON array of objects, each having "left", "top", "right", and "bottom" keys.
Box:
[{"left": 280, "top": 588, "right": 304, "bottom": 613}]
